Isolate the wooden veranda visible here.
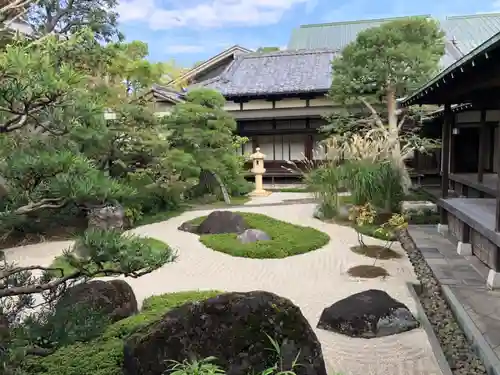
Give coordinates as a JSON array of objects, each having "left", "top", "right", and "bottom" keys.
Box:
[{"left": 401, "top": 31, "right": 500, "bottom": 286}]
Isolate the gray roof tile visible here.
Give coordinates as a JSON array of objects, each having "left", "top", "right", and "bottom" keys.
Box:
[
  {"left": 193, "top": 49, "right": 338, "bottom": 97},
  {"left": 287, "top": 13, "right": 500, "bottom": 71}
]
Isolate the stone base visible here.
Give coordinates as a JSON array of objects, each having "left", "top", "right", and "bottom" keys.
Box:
[
  {"left": 437, "top": 224, "right": 448, "bottom": 236},
  {"left": 249, "top": 190, "right": 272, "bottom": 197},
  {"left": 487, "top": 270, "right": 500, "bottom": 290},
  {"left": 456, "top": 241, "right": 472, "bottom": 256}
]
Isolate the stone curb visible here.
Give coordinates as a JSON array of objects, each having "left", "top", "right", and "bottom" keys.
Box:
[
  {"left": 406, "top": 282, "right": 453, "bottom": 375},
  {"left": 441, "top": 285, "right": 500, "bottom": 375}
]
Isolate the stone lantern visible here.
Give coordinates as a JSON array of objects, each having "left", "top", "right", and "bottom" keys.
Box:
[{"left": 249, "top": 147, "right": 271, "bottom": 197}]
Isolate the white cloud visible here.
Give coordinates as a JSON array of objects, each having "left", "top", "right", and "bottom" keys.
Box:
[
  {"left": 117, "top": 0, "right": 156, "bottom": 22},
  {"left": 117, "top": 0, "right": 316, "bottom": 29}
]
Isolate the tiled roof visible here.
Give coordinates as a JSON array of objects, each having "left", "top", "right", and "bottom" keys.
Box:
[
  {"left": 401, "top": 28, "right": 500, "bottom": 106},
  {"left": 287, "top": 13, "right": 500, "bottom": 70},
  {"left": 150, "top": 84, "right": 185, "bottom": 103},
  {"left": 192, "top": 49, "right": 337, "bottom": 97}
]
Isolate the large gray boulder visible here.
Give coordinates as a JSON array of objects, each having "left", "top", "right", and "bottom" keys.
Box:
[
  {"left": 237, "top": 229, "right": 271, "bottom": 244},
  {"left": 197, "top": 211, "right": 248, "bottom": 234},
  {"left": 56, "top": 279, "right": 138, "bottom": 323},
  {"left": 87, "top": 204, "right": 125, "bottom": 230},
  {"left": 317, "top": 289, "right": 419, "bottom": 338},
  {"left": 123, "top": 291, "right": 327, "bottom": 375}
]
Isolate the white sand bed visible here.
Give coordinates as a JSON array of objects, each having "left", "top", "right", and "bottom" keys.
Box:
[{"left": 4, "top": 203, "right": 442, "bottom": 375}]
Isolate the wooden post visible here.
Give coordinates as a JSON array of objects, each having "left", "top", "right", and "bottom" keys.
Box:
[
  {"left": 441, "top": 104, "right": 452, "bottom": 199},
  {"left": 440, "top": 104, "right": 452, "bottom": 225},
  {"left": 495, "top": 123, "right": 500, "bottom": 231},
  {"left": 478, "top": 109, "right": 487, "bottom": 182}
]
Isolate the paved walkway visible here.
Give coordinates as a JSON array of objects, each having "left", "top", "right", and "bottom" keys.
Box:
[
  {"left": 4, "top": 199, "right": 443, "bottom": 375},
  {"left": 410, "top": 225, "right": 500, "bottom": 372}
]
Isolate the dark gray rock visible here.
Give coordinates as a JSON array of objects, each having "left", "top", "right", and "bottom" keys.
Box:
[
  {"left": 237, "top": 229, "right": 271, "bottom": 244},
  {"left": 197, "top": 211, "right": 248, "bottom": 234},
  {"left": 178, "top": 221, "right": 199, "bottom": 233},
  {"left": 313, "top": 205, "right": 324, "bottom": 220},
  {"left": 317, "top": 289, "right": 419, "bottom": 338},
  {"left": 87, "top": 204, "right": 125, "bottom": 230},
  {"left": 56, "top": 279, "right": 138, "bottom": 323},
  {"left": 376, "top": 307, "right": 419, "bottom": 336},
  {"left": 123, "top": 291, "right": 327, "bottom": 375}
]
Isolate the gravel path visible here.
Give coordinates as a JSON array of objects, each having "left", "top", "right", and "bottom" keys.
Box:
[{"left": 4, "top": 201, "right": 442, "bottom": 375}]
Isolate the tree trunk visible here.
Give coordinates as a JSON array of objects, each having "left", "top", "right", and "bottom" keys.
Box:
[
  {"left": 211, "top": 171, "right": 231, "bottom": 205},
  {"left": 386, "top": 86, "right": 412, "bottom": 194}
]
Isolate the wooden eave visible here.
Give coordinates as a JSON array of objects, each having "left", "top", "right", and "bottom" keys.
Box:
[{"left": 401, "top": 31, "right": 500, "bottom": 106}]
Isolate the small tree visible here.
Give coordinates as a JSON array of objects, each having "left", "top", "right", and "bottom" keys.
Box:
[
  {"left": 328, "top": 17, "right": 445, "bottom": 190},
  {"left": 28, "top": 0, "right": 122, "bottom": 41}
]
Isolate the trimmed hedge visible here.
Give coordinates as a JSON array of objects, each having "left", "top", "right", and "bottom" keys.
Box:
[
  {"left": 188, "top": 212, "right": 330, "bottom": 259},
  {"left": 22, "top": 290, "right": 222, "bottom": 375}
]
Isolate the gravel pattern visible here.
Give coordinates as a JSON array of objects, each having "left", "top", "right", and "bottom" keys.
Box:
[
  {"left": 399, "top": 230, "right": 487, "bottom": 375},
  {"left": 6, "top": 203, "right": 442, "bottom": 375}
]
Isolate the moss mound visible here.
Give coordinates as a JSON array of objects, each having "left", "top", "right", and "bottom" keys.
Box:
[
  {"left": 23, "top": 290, "right": 222, "bottom": 375},
  {"left": 347, "top": 265, "right": 389, "bottom": 279},
  {"left": 188, "top": 212, "right": 330, "bottom": 259},
  {"left": 350, "top": 245, "right": 402, "bottom": 260}
]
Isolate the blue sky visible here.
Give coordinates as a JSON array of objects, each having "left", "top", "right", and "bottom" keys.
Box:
[{"left": 117, "top": 0, "right": 500, "bottom": 67}]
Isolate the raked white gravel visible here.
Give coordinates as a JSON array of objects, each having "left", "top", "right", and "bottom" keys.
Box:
[{"left": 4, "top": 200, "right": 442, "bottom": 375}]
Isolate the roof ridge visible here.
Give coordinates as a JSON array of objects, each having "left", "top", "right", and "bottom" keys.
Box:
[
  {"left": 299, "top": 15, "right": 430, "bottom": 28},
  {"left": 243, "top": 48, "right": 338, "bottom": 58},
  {"left": 445, "top": 12, "right": 500, "bottom": 20}
]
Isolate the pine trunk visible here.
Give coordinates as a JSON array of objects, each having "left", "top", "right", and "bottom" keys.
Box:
[{"left": 386, "top": 86, "right": 411, "bottom": 193}]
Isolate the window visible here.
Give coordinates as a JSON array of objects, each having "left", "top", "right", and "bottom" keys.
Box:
[
  {"left": 287, "top": 134, "right": 305, "bottom": 160},
  {"left": 241, "top": 137, "right": 254, "bottom": 156},
  {"left": 256, "top": 136, "right": 274, "bottom": 160}
]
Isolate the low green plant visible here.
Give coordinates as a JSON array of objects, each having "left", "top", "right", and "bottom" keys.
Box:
[
  {"left": 22, "top": 291, "right": 222, "bottom": 375},
  {"left": 341, "top": 160, "right": 404, "bottom": 213},
  {"left": 349, "top": 204, "right": 407, "bottom": 265},
  {"left": 49, "top": 234, "right": 174, "bottom": 278},
  {"left": 305, "top": 162, "right": 342, "bottom": 219},
  {"left": 188, "top": 212, "right": 329, "bottom": 258},
  {"left": 164, "top": 334, "right": 304, "bottom": 375},
  {"left": 167, "top": 357, "right": 226, "bottom": 375},
  {"left": 103, "top": 290, "right": 222, "bottom": 340}
]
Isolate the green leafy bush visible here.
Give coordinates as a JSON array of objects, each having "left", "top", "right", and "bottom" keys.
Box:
[
  {"left": 22, "top": 291, "right": 222, "bottom": 375},
  {"left": 188, "top": 212, "right": 330, "bottom": 258},
  {"left": 50, "top": 233, "right": 173, "bottom": 278},
  {"left": 341, "top": 160, "right": 404, "bottom": 213},
  {"left": 23, "top": 338, "right": 124, "bottom": 375}
]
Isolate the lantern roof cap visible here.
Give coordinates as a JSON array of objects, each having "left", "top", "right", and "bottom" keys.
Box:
[{"left": 250, "top": 147, "right": 265, "bottom": 159}]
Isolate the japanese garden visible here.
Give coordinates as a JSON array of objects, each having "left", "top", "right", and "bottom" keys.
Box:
[{"left": 0, "top": 1, "right": 497, "bottom": 375}]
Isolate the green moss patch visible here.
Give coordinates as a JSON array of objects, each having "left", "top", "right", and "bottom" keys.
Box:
[
  {"left": 50, "top": 237, "right": 170, "bottom": 278},
  {"left": 188, "top": 212, "right": 330, "bottom": 259},
  {"left": 350, "top": 245, "right": 402, "bottom": 260},
  {"left": 23, "top": 290, "right": 222, "bottom": 375},
  {"left": 102, "top": 290, "right": 222, "bottom": 340},
  {"left": 347, "top": 265, "right": 389, "bottom": 279}
]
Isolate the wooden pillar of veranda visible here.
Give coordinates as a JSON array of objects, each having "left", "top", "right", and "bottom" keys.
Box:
[
  {"left": 495, "top": 121, "right": 500, "bottom": 231},
  {"left": 478, "top": 108, "right": 487, "bottom": 184},
  {"left": 440, "top": 103, "right": 452, "bottom": 224}
]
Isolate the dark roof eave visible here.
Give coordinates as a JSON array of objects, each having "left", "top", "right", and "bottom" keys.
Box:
[{"left": 225, "top": 89, "right": 329, "bottom": 101}]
